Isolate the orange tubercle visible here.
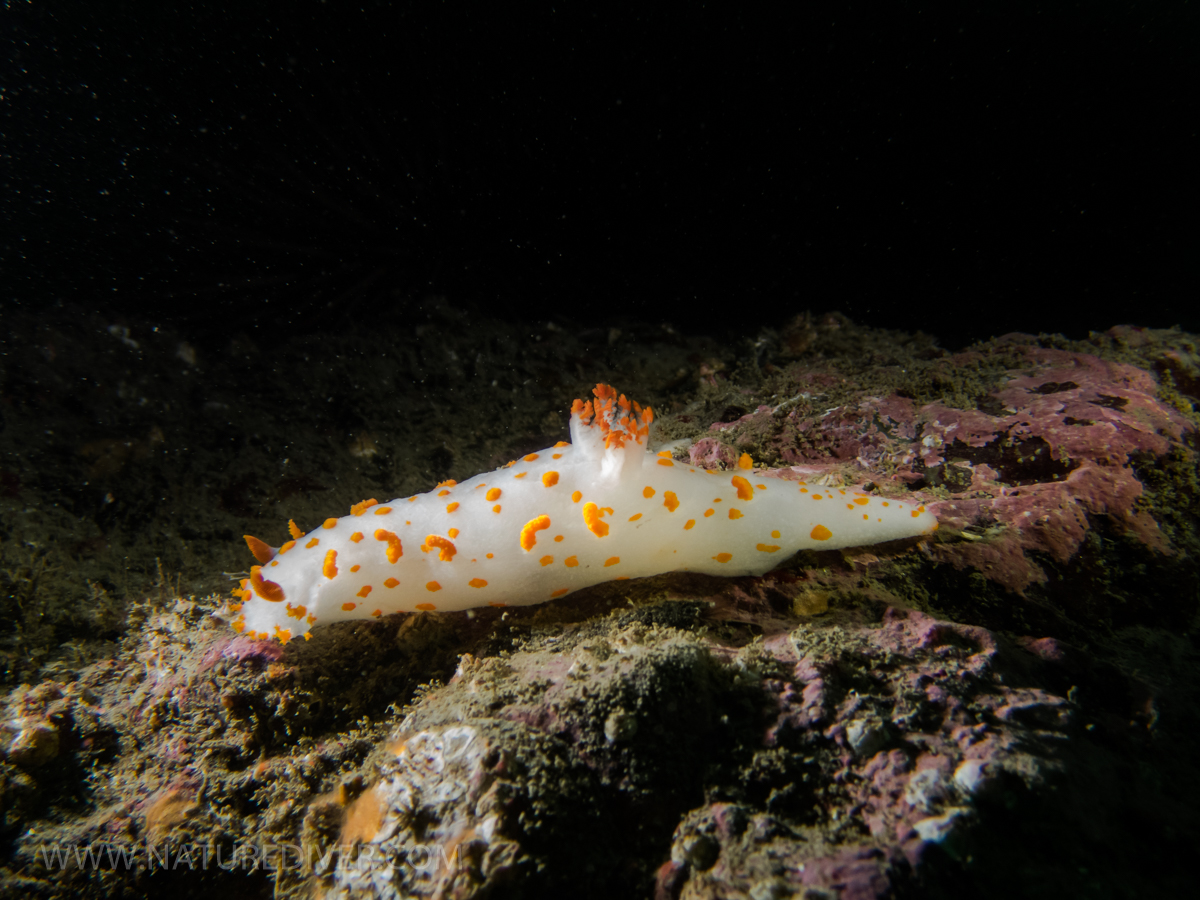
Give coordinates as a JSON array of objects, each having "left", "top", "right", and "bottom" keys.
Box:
[
  {"left": 521, "top": 515, "right": 552, "bottom": 551},
  {"left": 582, "top": 502, "right": 611, "bottom": 537},
  {"left": 424, "top": 534, "right": 457, "bottom": 562},
  {"left": 375, "top": 530, "right": 403, "bottom": 563},
  {"left": 731, "top": 475, "right": 753, "bottom": 501}
]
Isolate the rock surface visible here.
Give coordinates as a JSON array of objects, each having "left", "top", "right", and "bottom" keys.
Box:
[{"left": 2, "top": 307, "right": 1198, "bottom": 898}]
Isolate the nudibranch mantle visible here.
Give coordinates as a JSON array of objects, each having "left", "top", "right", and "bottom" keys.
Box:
[{"left": 231, "top": 384, "right": 937, "bottom": 642}]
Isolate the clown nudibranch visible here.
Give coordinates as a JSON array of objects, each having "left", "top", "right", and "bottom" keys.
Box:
[{"left": 230, "top": 384, "right": 937, "bottom": 642}]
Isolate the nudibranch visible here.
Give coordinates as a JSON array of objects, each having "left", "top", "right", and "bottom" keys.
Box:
[{"left": 230, "top": 384, "right": 937, "bottom": 642}]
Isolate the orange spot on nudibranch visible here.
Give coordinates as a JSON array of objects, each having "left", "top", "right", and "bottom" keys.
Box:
[
  {"left": 731, "top": 475, "right": 754, "bottom": 501},
  {"left": 663, "top": 491, "right": 680, "bottom": 512},
  {"left": 629, "top": 513, "right": 642, "bottom": 521},
  {"left": 854, "top": 496, "right": 869, "bottom": 505},
  {"left": 323, "top": 518, "right": 339, "bottom": 529},
  {"left": 540, "top": 555, "right": 554, "bottom": 566},
  {"left": 469, "top": 578, "right": 488, "bottom": 588},
  {"left": 713, "top": 552, "right": 733, "bottom": 563},
  {"left": 564, "top": 556, "right": 579, "bottom": 567},
  {"left": 306, "top": 537, "right": 320, "bottom": 548},
  {"left": 728, "top": 509, "right": 744, "bottom": 519},
  {"left": 416, "top": 602, "right": 437, "bottom": 610},
  {"left": 357, "top": 585, "right": 372, "bottom": 598},
  {"left": 351, "top": 499, "right": 378, "bottom": 516},
  {"left": 438, "top": 490, "right": 451, "bottom": 497},
  {"left": 350, "top": 564, "right": 361, "bottom": 572},
  {"left": 524, "top": 453, "right": 540, "bottom": 462},
  {"left": 374, "top": 506, "right": 393, "bottom": 515},
  {"left": 448, "top": 528, "right": 459, "bottom": 538},
  {"left": 643, "top": 486, "right": 656, "bottom": 498},
  {"left": 771, "top": 530, "right": 781, "bottom": 538},
  {"left": 756, "top": 544, "right": 781, "bottom": 553},
  {"left": 425, "top": 582, "right": 441, "bottom": 592},
  {"left": 604, "top": 556, "right": 620, "bottom": 567},
  {"left": 684, "top": 519, "right": 696, "bottom": 530},
  {"left": 571, "top": 491, "right": 583, "bottom": 503},
  {"left": 350, "top": 532, "right": 364, "bottom": 543},
  {"left": 551, "top": 588, "right": 569, "bottom": 598},
  {"left": 278, "top": 540, "right": 296, "bottom": 555},
  {"left": 657, "top": 458, "right": 674, "bottom": 467},
  {"left": 520, "top": 515, "right": 552, "bottom": 551},
  {"left": 323, "top": 550, "right": 338, "bottom": 579},
  {"left": 342, "top": 602, "right": 357, "bottom": 612},
  {"left": 375, "top": 530, "right": 403, "bottom": 563},
  {"left": 811, "top": 524, "right": 833, "bottom": 541},
  {"left": 542, "top": 471, "right": 559, "bottom": 487},
  {"left": 446, "top": 502, "right": 460, "bottom": 513},
  {"left": 582, "top": 502, "right": 612, "bottom": 537},
  {"left": 425, "top": 534, "right": 457, "bottom": 561},
  {"left": 288, "top": 519, "right": 304, "bottom": 540},
  {"left": 704, "top": 509, "right": 715, "bottom": 517},
  {"left": 493, "top": 504, "right": 502, "bottom": 513},
  {"left": 384, "top": 578, "right": 399, "bottom": 588}
]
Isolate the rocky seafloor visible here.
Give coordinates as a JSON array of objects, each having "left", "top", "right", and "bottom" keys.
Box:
[{"left": 1, "top": 301, "right": 1198, "bottom": 899}]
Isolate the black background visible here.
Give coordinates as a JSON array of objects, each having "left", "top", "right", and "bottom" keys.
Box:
[{"left": 5, "top": 2, "right": 1197, "bottom": 349}]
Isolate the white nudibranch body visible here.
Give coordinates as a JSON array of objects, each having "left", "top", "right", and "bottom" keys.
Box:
[{"left": 231, "top": 384, "right": 937, "bottom": 642}]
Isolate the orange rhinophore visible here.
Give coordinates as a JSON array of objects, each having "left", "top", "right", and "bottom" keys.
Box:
[
  {"left": 244, "top": 534, "right": 275, "bottom": 564},
  {"left": 250, "top": 565, "right": 285, "bottom": 603}
]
